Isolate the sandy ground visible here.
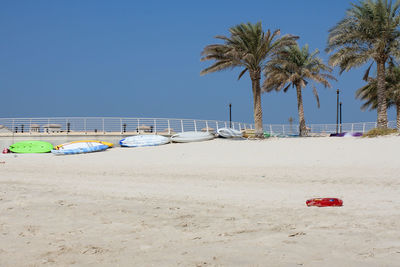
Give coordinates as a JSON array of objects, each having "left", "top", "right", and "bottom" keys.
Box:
[{"left": 0, "top": 136, "right": 399, "bottom": 266}]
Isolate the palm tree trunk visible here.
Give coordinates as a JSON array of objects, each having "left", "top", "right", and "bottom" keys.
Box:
[
  {"left": 295, "top": 84, "right": 307, "bottom": 136},
  {"left": 397, "top": 102, "right": 400, "bottom": 131},
  {"left": 376, "top": 59, "right": 388, "bottom": 128},
  {"left": 250, "top": 70, "right": 263, "bottom": 138}
]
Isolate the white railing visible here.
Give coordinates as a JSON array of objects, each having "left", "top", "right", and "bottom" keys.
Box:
[
  {"left": 0, "top": 117, "right": 252, "bottom": 134},
  {"left": 263, "top": 121, "right": 396, "bottom": 135},
  {"left": 0, "top": 117, "right": 396, "bottom": 135}
]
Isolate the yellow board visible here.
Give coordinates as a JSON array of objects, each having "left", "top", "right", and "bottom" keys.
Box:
[
  {"left": 242, "top": 129, "right": 255, "bottom": 138},
  {"left": 54, "top": 140, "right": 114, "bottom": 150}
]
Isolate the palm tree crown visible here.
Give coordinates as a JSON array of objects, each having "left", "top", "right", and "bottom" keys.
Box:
[
  {"left": 326, "top": 0, "right": 400, "bottom": 128},
  {"left": 263, "top": 44, "right": 335, "bottom": 136},
  {"left": 200, "top": 22, "right": 298, "bottom": 137},
  {"left": 201, "top": 22, "right": 297, "bottom": 78}
]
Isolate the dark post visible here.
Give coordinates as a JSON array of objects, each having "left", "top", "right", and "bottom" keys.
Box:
[
  {"left": 21, "top": 124, "right": 24, "bottom": 133},
  {"left": 123, "top": 123, "right": 127, "bottom": 133},
  {"left": 336, "top": 89, "right": 339, "bottom": 134},
  {"left": 288, "top": 117, "right": 294, "bottom": 134},
  {"left": 229, "top": 103, "right": 232, "bottom": 128},
  {"left": 67, "top": 122, "right": 70, "bottom": 133},
  {"left": 340, "top": 102, "right": 342, "bottom": 133}
]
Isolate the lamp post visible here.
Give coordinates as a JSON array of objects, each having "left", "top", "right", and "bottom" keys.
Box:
[
  {"left": 336, "top": 89, "right": 340, "bottom": 134},
  {"left": 288, "top": 117, "right": 294, "bottom": 135},
  {"left": 339, "top": 102, "right": 342, "bottom": 133},
  {"left": 229, "top": 103, "right": 232, "bottom": 128}
]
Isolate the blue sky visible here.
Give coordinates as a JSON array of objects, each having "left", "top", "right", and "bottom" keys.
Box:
[{"left": 0, "top": 0, "right": 396, "bottom": 124}]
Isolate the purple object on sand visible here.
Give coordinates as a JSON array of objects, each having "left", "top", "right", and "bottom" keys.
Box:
[
  {"left": 344, "top": 132, "right": 363, "bottom": 137},
  {"left": 330, "top": 132, "right": 363, "bottom": 137}
]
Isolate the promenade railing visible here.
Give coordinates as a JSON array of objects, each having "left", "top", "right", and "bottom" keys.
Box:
[
  {"left": 0, "top": 117, "right": 396, "bottom": 135},
  {"left": 0, "top": 117, "right": 252, "bottom": 134},
  {"left": 263, "top": 121, "right": 396, "bottom": 135}
]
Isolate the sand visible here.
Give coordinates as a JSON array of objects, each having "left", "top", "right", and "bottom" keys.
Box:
[{"left": 0, "top": 136, "right": 399, "bottom": 266}]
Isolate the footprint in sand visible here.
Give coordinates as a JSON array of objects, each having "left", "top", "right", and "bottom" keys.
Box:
[
  {"left": 81, "top": 246, "right": 108, "bottom": 255},
  {"left": 288, "top": 232, "right": 306, "bottom": 237}
]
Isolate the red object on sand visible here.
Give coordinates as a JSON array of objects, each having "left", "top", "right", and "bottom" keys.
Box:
[
  {"left": 2, "top": 148, "right": 9, "bottom": 154},
  {"left": 306, "top": 198, "right": 343, "bottom": 207}
]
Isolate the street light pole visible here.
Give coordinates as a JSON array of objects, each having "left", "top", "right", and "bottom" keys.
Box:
[
  {"left": 229, "top": 103, "right": 232, "bottom": 128},
  {"left": 336, "top": 89, "right": 340, "bottom": 134},
  {"left": 340, "top": 102, "right": 342, "bottom": 133}
]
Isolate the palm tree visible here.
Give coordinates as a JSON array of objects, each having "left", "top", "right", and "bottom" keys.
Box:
[
  {"left": 326, "top": 0, "right": 400, "bottom": 129},
  {"left": 356, "top": 65, "right": 400, "bottom": 130},
  {"left": 263, "top": 44, "right": 335, "bottom": 136},
  {"left": 200, "top": 22, "right": 298, "bottom": 137}
]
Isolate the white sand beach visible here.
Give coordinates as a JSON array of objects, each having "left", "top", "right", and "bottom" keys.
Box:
[{"left": 0, "top": 136, "right": 399, "bottom": 266}]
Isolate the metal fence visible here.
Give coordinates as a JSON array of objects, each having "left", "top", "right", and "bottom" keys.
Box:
[
  {"left": 264, "top": 121, "right": 396, "bottom": 135},
  {"left": 0, "top": 117, "right": 252, "bottom": 134},
  {"left": 0, "top": 117, "right": 396, "bottom": 135}
]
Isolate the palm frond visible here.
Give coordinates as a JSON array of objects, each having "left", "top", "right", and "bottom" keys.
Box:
[
  {"left": 237, "top": 68, "right": 248, "bottom": 80},
  {"left": 363, "top": 62, "right": 374, "bottom": 81},
  {"left": 312, "top": 84, "right": 321, "bottom": 108},
  {"left": 200, "top": 60, "right": 238, "bottom": 76}
]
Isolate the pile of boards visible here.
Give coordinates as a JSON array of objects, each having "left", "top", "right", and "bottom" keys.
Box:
[{"left": 5, "top": 128, "right": 244, "bottom": 155}]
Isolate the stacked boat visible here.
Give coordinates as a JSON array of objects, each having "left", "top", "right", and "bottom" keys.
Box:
[
  {"left": 216, "top": 128, "right": 243, "bottom": 138},
  {"left": 120, "top": 135, "right": 170, "bottom": 147},
  {"left": 9, "top": 141, "right": 54, "bottom": 153},
  {"left": 120, "top": 132, "right": 216, "bottom": 146},
  {"left": 52, "top": 140, "right": 113, "bottom": 155},
  {"left": 171, "top": 131, "right": 215, "bottom": 143}
]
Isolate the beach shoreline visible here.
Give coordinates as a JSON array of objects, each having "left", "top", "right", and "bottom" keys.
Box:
[{"left": 1, "top": 137, "right": 399, "bottom": 266}]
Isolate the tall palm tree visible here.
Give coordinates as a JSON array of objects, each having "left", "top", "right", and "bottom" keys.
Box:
[
  {"left": 200, "top": 22, "right": 298, "bottom": 137},
  {"left": 326, "top": 0, "right": 400, "bottom": 129},
  {"left": 263, "top": 44, "right": 335, "bottom": 136},
  {"left": 356, "top": 65, "right": 400, "bottom": 130}
]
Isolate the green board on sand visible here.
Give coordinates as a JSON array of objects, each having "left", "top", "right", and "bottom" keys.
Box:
[{"left": 9, "top": 141, "right": 53, "bottom": 153}]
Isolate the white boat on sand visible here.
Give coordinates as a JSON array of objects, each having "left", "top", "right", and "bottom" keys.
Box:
[
  {"left": 217, "top": 128, "right": 243, "bottom": 138},
  {"left": 171, "top": 131, "right": 215, "bottom": 143},
  {"left": 120, "top": 135, "right": 170, "bottom": 147}
]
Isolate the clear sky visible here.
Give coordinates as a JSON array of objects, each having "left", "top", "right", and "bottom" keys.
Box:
[{"left": 0, "top": 0, "right": 396, "bottom": 124}]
